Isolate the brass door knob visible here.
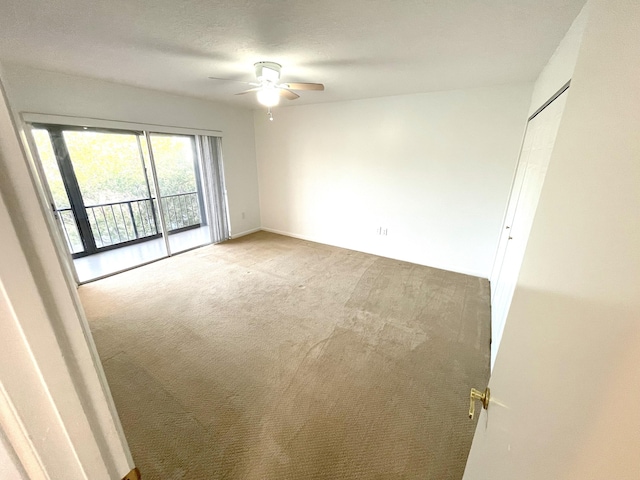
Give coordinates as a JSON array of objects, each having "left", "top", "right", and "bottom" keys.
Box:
[{"left": 469, "top": 387, "right": 490, "bottom": 419}]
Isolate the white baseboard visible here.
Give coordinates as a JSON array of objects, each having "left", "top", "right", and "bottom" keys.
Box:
[
  {"left": 260, "top": 227, "right": 488, "bottom": 279},
  {"left": 230, "top": 227, "right": 261, "bottom": 239},
  {"left": 260, "top": 227, "right": 319, "bottom": 243}
]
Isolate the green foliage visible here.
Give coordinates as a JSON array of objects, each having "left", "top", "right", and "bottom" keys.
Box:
[
  {"left": 33, "top": 129, "right": 198, "bottom": 207},
  {"left": 150, "top": 134, "right": 198, "bottom": 197}
]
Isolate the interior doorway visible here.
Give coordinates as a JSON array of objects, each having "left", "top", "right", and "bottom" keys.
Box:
[{"left": 28, "top": 124, "right": 227, "bottom": 283}]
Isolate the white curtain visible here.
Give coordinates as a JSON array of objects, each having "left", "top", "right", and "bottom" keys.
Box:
[{"left": 197, "top": 135, "right": 230, "bottom": 243}]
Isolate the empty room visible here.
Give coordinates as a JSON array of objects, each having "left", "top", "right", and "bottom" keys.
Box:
[{"left": 1, "top": 1, "right": 639, "bottom": 479}]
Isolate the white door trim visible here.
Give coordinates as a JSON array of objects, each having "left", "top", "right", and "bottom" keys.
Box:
[{"left": 0, "top": 68, "right": 133, "bottom": 479}]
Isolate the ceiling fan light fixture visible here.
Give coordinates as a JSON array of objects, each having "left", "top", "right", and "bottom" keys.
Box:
[
  {"left": 256, "top": 86, "right": 280, "bottom": 107},
  {"left": 209, "top": 61, "right": 323, "bottom": 107}
]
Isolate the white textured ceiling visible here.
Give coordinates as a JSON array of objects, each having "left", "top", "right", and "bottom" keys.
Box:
[{"left": 0, "top": 0, "right": 585, "bottom": 109}]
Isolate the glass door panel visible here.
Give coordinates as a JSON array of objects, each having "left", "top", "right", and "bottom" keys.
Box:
[
  {"left": 31, "top": 129, "right": 85, "bottom": 254},
  {"left": 60, "top": 129, "right": 168, "bottom": 281},
  {"left": 148, "top": 133, "right": 212, "bottom": 254},
  {"left": 63, "top": 130, "right": 161, "bottom": 250}
]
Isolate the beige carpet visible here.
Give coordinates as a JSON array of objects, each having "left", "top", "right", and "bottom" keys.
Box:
[{"left": 80, "top": 231, "right": 490, "bottom": 479}]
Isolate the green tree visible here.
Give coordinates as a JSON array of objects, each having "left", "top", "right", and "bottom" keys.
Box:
[{"left": 33, "top": 129, "right": 198, "bottom": 206}]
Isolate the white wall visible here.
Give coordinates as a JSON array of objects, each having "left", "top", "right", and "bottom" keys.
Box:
[
  {"left": 528, "top": 3, "right": 589, "bottom": 114},
  {"left": 255, "top": 84, "right": 532, "bottom": 277},
  {"left": 0, "top": 428, "right": 27, "bottom": 480},
  {"left": 1, "top": 63, "right": 261, "bottom": 237},
  {"left": 464, "top": 0, "right": 640, "bottom": 477}
]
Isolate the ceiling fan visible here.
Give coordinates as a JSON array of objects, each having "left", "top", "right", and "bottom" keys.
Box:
[{"left": 209, "top": 61, "right": 324, "bottom": 113}]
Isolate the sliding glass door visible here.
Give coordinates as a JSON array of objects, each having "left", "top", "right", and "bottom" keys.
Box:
[
  {"left": 148, "top": 133, "right": 212, "bottom": 254},
  {"left": 29, "top": 124, "right": 228, "bottom": 283},
  {"left": 63, "top": 129, "right": 161, "bottom": 252},
  {"left": 31, "top": 126, "right": 168, "bottom": 281},
  {"left": 31, "top": 128, "right": 85, "bottom": 254}
]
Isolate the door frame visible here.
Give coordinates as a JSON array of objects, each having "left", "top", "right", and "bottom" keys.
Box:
[
  {"left": 0, "top": 71, "right": 133, "bottom": 479},
  {"left": 490, "top": 80, "right": 572, "bottom": 287},
  {"left": 1, "top": 81, "right": 225, "bottom": 477},
  {"left": 489, "top": 81, "right": 571, "bottom": 368}
]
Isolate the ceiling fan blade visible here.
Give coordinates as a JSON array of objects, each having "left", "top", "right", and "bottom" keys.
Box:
[
  {"left": 281, "top": 82, "right": 324, "bottom": 91},
  {"left": 209, "top": 77, "right": 259, "bottom": 86},
  {"left": 279, "top": 88, "right": 300, "bottom": 100},
  {"left": 235, "top": 87, "right": 262, "bottom": 95}
]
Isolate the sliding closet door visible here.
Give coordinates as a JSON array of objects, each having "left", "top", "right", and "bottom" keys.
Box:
[{"left": 490, "top": 88, "right": 569, "bottom": 366}]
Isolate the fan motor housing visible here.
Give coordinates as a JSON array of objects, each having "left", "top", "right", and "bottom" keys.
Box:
[{"left": 255, "top": 61, "right": 281, "bottom": 82}]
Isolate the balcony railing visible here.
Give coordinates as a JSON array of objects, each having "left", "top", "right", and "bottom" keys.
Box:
[
  {"left": 160, "top": 192, "right": 202, "bottom": 233},
  {"left": 56, "top": 192, "right": 201, "bottom": 254}
]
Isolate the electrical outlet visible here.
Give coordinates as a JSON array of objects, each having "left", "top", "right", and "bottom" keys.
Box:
[
  {"left": 382, "top": 228, "right": 388, "bottom": 236},
  {"left": 241, "top": 212, "right": 245, "bottom": 220}
]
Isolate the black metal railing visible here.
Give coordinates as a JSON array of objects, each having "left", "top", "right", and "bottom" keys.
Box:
[
  {"left": 56, "top": 192, "right": 201, "bottom": 253},
  {"left": 160, "top": 192, "right": 201, "bottom": 232},
  {"left": 86, "top": 198, "right": 159, "bottom": 249},
  {"left": 56, "top": 208, "right": 84, "bottom": 254}
]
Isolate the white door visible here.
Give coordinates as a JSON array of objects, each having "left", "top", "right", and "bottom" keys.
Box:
[
  {"left": 489, "top": 89, "right": 569, "bottom": 367},
  {"left": 462, "top": 1, "right": 640, "bottom": 476}
]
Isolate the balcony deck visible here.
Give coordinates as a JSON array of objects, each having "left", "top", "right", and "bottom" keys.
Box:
[{"left": 74, "top": 226, "right": 210, "bottom": 283}]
